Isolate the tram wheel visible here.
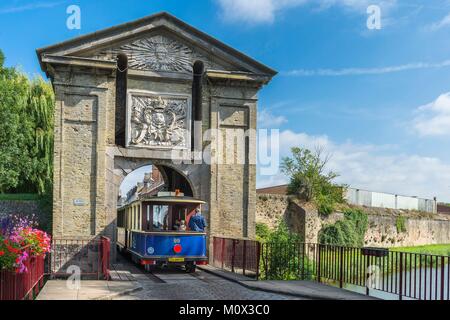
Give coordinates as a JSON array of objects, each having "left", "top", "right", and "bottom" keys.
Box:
[{"left": 185, "top": 263, "right": 196, "bottom": 273}]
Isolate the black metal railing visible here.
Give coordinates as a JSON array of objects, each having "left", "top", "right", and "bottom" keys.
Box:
[{"left": 260, "top": 242, "right": 450, "bottom": 300}]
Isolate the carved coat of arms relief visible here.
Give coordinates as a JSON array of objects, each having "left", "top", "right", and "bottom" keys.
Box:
[{"left": 128, "top": 93, "right": 190, "bottom": 149}]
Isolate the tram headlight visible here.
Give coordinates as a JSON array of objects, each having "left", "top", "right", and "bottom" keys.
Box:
[{"left": 173, "top": 244, "right": 182, "bottom": 254}]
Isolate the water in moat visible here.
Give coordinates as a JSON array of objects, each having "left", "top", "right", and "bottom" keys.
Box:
[{"left": 341, "top": 266, "right": 449, "bottom": 300}]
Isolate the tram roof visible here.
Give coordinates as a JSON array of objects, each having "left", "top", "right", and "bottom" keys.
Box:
[
  {"left": 118, "top": 196, "right": 206, "bottom": 209},
  {"left": 142, "top": 196, "right": 206, "bottom": 204}
]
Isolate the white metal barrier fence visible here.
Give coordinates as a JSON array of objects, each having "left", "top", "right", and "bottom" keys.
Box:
[{"left": 345, "top": 188, "right": 436, "bottom": 213}]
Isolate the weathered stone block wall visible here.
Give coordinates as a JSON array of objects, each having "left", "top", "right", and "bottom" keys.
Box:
[
  {"left": 256, "top": 194, "right": 315, "bottom": 240},
  {"left": 364, "top": 214, "right": 450, "bottom": 247},
  {"left": 209, "top": 85, "right": 259, "bottom": 240},
  {"left": 256, "top": 195, "right": 450, "bottom": 247},
  {"left": 256, "top": 194, "right": 291, "bottom": 229},
  {"left": 52, "top": 66, "right": 116, "bottom": 239}
]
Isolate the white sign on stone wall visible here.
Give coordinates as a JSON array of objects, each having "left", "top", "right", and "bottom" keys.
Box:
[{"left": 126, "top": 91, "right": 191, "bottom": 150}]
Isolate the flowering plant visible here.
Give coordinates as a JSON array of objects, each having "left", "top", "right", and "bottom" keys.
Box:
[{"left": 0, "top": 214, "right": 51, "bottom": 273}]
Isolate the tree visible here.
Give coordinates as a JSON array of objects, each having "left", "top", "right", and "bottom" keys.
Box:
[
  {"left": 23, "top": 78, "right": 54, "bottom": 194},
  {"left": 0, "top": 50, "right": 32, "bottom": 192},
  {"left": 0, "top": 50, "right": 54, "bottom": 194},
  {"left": 319, "top": 208, "right": 368, "bottom": 247},
  {"left": 281, "top": 147, "right": 345, "bottom": 215}
]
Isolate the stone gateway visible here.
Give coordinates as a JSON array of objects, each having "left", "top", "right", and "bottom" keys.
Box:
[{"left": 37, "top": 12, "right": 276, "bottom": 259}]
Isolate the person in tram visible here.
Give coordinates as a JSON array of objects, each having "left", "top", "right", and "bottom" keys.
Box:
[
  {"left": 188, "top": 208, "right": 207, "bottom": 232},
  {"left": 173, "top": 219, "right": 181, "bottom": 231},
  {"left": 179, "top": 220, "right": 187, "bottom": 231}
]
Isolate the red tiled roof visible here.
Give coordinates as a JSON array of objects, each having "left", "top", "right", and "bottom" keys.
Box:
[
  {"left": 438, "top": 204, "right": 450, "bottom": 214},
  {"left": 256, "top": 185, "right": 289, "bottom": 195}
]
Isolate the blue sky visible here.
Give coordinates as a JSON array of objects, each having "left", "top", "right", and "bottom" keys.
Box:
[{"left": 1, "top": 0, "right": 450, "bottom": 201}]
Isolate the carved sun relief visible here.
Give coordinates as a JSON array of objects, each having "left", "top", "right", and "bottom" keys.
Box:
[
  {"left": 128, "top": 93, "right": 190, "bottom": 149},
  {"left": 103, "top": 35, "right": 194, "bottom": 72}
]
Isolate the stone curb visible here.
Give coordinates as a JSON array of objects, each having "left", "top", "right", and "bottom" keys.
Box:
[
  {"left": 197, "top": 266, "right": 320, "bottom": 300},
  {"left": 94, "top": 283, "right": 144, "bottom": 300},
  {"left": 198, "top": 266, "right": 373, "bottom": 300}
]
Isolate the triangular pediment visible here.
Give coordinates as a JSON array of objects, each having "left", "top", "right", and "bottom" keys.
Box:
[
  {"left": 37, "top": 12, "right": 277, "bottom": 76},
  {"left": 82, "top": 31, "right": 238, "bottom": 73}
]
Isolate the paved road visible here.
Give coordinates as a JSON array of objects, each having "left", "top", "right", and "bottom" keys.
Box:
[{"left": 111, "top": 256, "right": 303, "bottom": 300}]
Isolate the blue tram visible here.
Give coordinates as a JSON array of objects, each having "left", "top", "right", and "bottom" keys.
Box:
[{"left": 117, "top": 193, "right": 207, "bottom": 272}]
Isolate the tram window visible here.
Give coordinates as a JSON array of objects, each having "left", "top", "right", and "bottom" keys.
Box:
[
  {"left": 138, "top": 205, "right": 141, "bottom": 230},
  {"left": 117, "top": 211, "right": 124, "bottom": 228},
  {"left": 153, "top": 205, "right": 169, "bottom": 231}
]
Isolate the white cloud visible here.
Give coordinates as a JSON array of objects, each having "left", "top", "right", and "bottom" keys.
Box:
[
  {"left": 258, "top": 130, "right": 450, "bottom": 202},
  {"left": 426, "top": 12, "right": 450, "bottom": 31},
  {"left": 284, "top": 59, "right": 450, "bottom": 77},
  {"left": 216, "top": 0, "right": 306, "bottom": 24},
  {"left": 413, "top": 92, "right": 450, "bottom": 137},
  {"left": 258, "top": 109, "right": 288, "bottom": 128},
  {"left": 216, "top": 0, "right": 396, "bottom": 24},
  {"left": 0, "top": 1, "right": 66, "bottom": 14}
]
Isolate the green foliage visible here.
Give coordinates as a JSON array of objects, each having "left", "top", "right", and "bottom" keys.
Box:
[
  {"left": 259, "top": 221, "right": 315, "bottom": 280},
  {"left": 319, "top": 208, "right": 369, "bottom": 247},
  {"left": 255, "top": 223, "right": 271, "bottom": 242},
  {"left": 0, "top": 53, "right": 31, "bottom": 192},
  {"left": 269, "top": 221, "right": 301, "bottom": 243},
  {"left": 315, "top": 193, "right": 336, "bottom": 216},
  {"left": 0, "top": 49, "right": 54, "bottom": 195},
  {"left": 393, "top": 244, "right": 450, "bottom": 257},
  {"left": 281, "top": 147, "right": 345, "bottom": 215},
  {"left": 0, "top": 193, "right": 40, "bottom": 201},
  {"left": 25, "top": 78, "right": 55, "bottom": 194},
  {"left": 396, "top": 216, "right": 407, "bottom": 233},
  {"left": 36, "top": 192, "right": 53, "bottom": 234}
]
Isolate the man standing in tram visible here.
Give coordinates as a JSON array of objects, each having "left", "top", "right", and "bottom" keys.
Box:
[{"left": 189, "top": 208, "right": 207, "bottom": 232}]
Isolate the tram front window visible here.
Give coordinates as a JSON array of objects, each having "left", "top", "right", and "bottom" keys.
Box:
[{"left": 153, "top": 205, "right": 169, "bottom": 231}]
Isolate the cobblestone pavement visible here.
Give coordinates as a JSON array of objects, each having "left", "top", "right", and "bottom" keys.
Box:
[{"left": 112, "top": 261, "right": 303, "bottom": 300}]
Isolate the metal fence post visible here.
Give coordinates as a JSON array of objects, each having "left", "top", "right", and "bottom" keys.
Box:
[
  {"left": 339, "top": 246, "right": 344, "bottom": 288},
  {"left": 317, "top": 244, "right": 322, "bottom": 283},
  {"left": 256, "top": 242, "right": 261, "bottom": 280},
  {"left": 302, "top": 243, "right": 306, "bottom": 279},
  {"left": 221, "top": 238, "right": 225, "bottom": 270},
  {"left": 231, "top": 240, "right": 236, "bottom": 273},
  {"left": 441, "top": 256, "right": 445, "bottom": 301},
  {"left": 366, "top": 254, "right": 370, "bottom": 296},
  {"left": 264, "top": 243, "right": 269, "bottom": 280},
  {"left": 399, "top": 252, "right": 403, "bottom": 301},
  {"left": 212, "top": 238, "right": 216, "bottom": 265},
  {"left": 243, "top": 240, "right": 247, "bottom": 276}
]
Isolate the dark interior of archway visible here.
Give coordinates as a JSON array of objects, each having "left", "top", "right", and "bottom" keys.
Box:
[
  {"left": 191, "top": 60, "right": 204, "bottom": 151},
  {"left": 157, "top": 166, "right": 193, "bottom": 197},
  {"left": 115, "top": 53, "right": 128, "bottom": 147}
]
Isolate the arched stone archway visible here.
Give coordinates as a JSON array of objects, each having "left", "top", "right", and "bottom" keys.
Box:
[
  {"left": 107, "top": 154, "right": 210, "bottom": 249},
  {"left": 115, "top": 160, "right": 196, "bottom": 199},
  {"left": 112, "top": 157, "right": 203, "bottom": 200}
]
